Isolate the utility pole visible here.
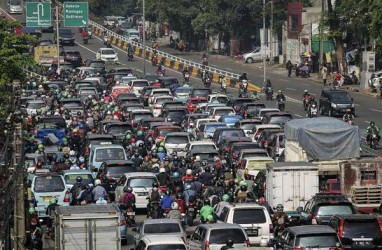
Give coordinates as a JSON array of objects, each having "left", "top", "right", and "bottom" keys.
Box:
[
  {"left": 270, "top": 0, "right": 273, "bottom": 63},
  {"left": 263, "top": 0, "right": 266, "bottom": 85},
  {"left": 143, "top": 0, "right": 146, "bottom": 76},
  {"left": 319, "top": 0, "right": 324, "bottom": 65},
  {"left": 56, "top": 5, "right": 60, "bottom": 71}
]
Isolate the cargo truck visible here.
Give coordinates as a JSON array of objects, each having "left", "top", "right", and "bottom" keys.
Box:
[
  {"left": 33, "top": 45, "right": 64, "bottom": 67},
  {"left": 54, "top": 204, "right": 122, "bottom": 250}
]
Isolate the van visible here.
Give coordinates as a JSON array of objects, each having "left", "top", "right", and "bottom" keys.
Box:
[
  {"left": 30, "top": 173, "right": 70, "bottom": 218},
  {"left": 216, "top": 203, "right": 273, "bottom": 246},
  {"left": 88, "top": 144, "right": 127, "bottom": 172},
  {"left": 8, "top": 0, "right": 22, "bottom": 14},
  {"left": 237, "top": 156, "right": 274, "bottom": 180},
  {"left": 125, "top": 29, "right": 140, "bottom": 41}
]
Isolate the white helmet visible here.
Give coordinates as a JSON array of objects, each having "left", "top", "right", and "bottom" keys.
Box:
[
  {"left": 94, "top": 179, "right": 101, "bottom": 186},
  {"left": 186, "top": 169, "right": 192, "bottom": 175},
  {"left": 79, "top": 156, "right": 85, "bottom": 163},
  {"left": 69, "top": 150, "right": 76, "bottom": 156},
  {"left": 195, "top": 155, "right": 201, "bottom": 161},
  {"left": 159, "top": 167, "right": 166, "bottom": 173},
  {"left": 171, "top": 202, "right": 179, "bottom": 210}
]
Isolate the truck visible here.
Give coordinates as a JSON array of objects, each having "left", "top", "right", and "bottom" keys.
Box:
[
  {"left": 265, "top": 162, "right": 319, "bottom": 212},
  {"left": 284, "top": 117, "right": 360, "bottom": 189},
  {"left": 33, "top": 45, "right": 64, "bottom": 66},
  {"left": 54, "top": 204, "right": 122, "bottom": 250}
]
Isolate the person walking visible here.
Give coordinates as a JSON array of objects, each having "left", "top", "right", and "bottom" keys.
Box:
[
  {"left": 321, "top": 63, "right": 328, "bottom": 86},
  {"left": 286, "top": 60, "right": 293, "bottom": 77}
]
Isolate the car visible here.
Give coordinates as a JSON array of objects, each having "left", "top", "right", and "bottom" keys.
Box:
[
  {"left": 118, "top": 95, "right": 141, "bottom": 107},
  {"left": 248, "top": 124, "right": 282, "bottom": 143},
  {"left": 26, "top": 100, "right": 45, "bottom": 115},
  {"left": 84, "top": 134, "right": 115, "bottom": 156},
  {"left": 187, "top": 223, "right": 249, "bottom": 250},
  {"left": 182, "top": 113, "right": 210, "bottom": 133},
  {"left": 174, "top": 86, "right": 193, "bottom": 103},
  {"left": 237, "top": 148, "right": 269, "bottom": 165},
  {"left": 234, "top": 119, "right": 262, "bottom": 134},
  {"left": 328, "top": 214, "right": 382, "bottom": 249},
  {"left": 115, "top": 172, "right": 159, "bottom": 208},
  {"left": 206, "top": 94, "right": 229, "bottom": 105},
  {"left": 190, "top": 88, "right": 212, "bottom": 98},
  {"left": 42, "top": 81, "right": 66, "bottom": 92},
  {"left": 60, "top": 169, "right": 94, "bottom": 190},
  {"left": 267, "top": 132, "right": 285, "bottom": 158},
  {"left": 96, "top": 48, "right": 119, "bottom": 63},
  {"left": 243, "top": 47, "right": 265, "bottom": 63},
  {"left": 158, "top": 76, "right": 180, "bottom": 91},
  {"left": 104, "top": 121, "right": 133, "bottom": 140},
  {"left": 210, "top": 107, "right": 236, "bottom": 120},
  {"left": 151, "top": 96, "right": 175, "bottom": 117},
  {"left": 107, "top": 66, "right": 133, "bottom": 74},
  {"left": 137, "top": 117, "right": 164, "bottom": 132},
  {"left": 301, "top": 193, "right": 356, "bottom": 225},
  {"left": 218, "top": 137, "right": 252, "bottom": 155},
  {"left": 111, "top": 85, "right": 131, "bottom": 101},
  {"left": 162, "top": 101, "right": 184, "bottom": 113},
  {"left": 257, "top": 128, "right": 284, "bottom": 149},
  {"left": 129, "top": 79, "right": 150, "bottom": 96},
  {"left": 29, "top": 173, "right": 70, "bottom": 218},
  {"left": 162, "top": 106, "right": 189, "bottom": 126},
  {"left": 186, "top": 97, "right": 208, "bottom": 113},
  {"left": 129, "top": 109, "right": 154, "bottom": 127},
  {"left": 216, "top": 203, "right": 273, "bottom": 246},
  {"left": 319, "top": 89, "right": 355, "bottom": 116},
  {"left": 186, "top": 148, "right": 219, "bottom": 165},
  {"left": 229, "top": 142, "right": 262, "bottom": 166},
  {"left": 88, "top": 144, "right": 127, "bottom": 172},
  {"left": 203, "top": 103, "right": 226, "bottom": 114},
  {"left": 36, "top": 39, "right": 54, "bottom": 46},
  {"left": 213, "top": 128, "right": 246, "bottom": 146},
  {"left": 273, "top": 225, "right": 342, "bottom": 250},
  {"left": 193, "top": 118, "right": 218, "bottom": 137},
  {"left": 56, "top": 28, "right": 75, "bottom": 46},
  {"left": 153, "top": 125, "right": 182, "bottom": 142},
  {"left": 239, "top": 103, "right": 266, "bottom": 118},
  {"left": 88, "top": 60, "right": 106, "bottom": 74},
  {"left": 139, "top": 86, "right": 159, "bottom": 106},
  {"left": 237, "top": 156, "right": 274, "bottom": 179},
  {"left": 185, "top": 140, "right": 218, "bottom": 152},
  {"left": 196, "top": 122, "right": 227, "bottom": 140},
  {"left": 132, "top": 219, "right": 187, "bottom": 246},
  {"left": 227, "top": 98, "right": 254, "bottom": 112},
  {"left": 261, "top": 112, "right": 293, "bottom": 126},
  {"left": 218, "top": 115, "right": 242, "bottom": 128},
  {"left": 61, "top": 50, "right": 83, "bottom": 68},
  {"left": 149, "top": 88, "right": 173, "bottom": 107},
  {"left": 135, "top": 235, "right": 187, "bottom": 250},
  {"left": 164, "top": 132, "right": 194, "bottom": 156}
]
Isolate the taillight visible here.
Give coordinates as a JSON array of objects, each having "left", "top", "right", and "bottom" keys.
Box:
[
  {"left": 377, "top": 218, "right": 382, "bottom": 232},
  {"left": 311, "top": 214, "right": 317, "bottom": 225},
  {"left": 338, "top": 219, "right": 344, "bottom": 238},
  {"left": 269, "top": 223, "right": 273, "bottom": 234},
  {"left": 204, "top": 240, "right": 210, "bottom": 250},
  {"left": 263, "top": 140, "right": 268, "bottom": 148},
  {"left": 292, "top": 248, "right": 303, "bottom": 250},
  {"left": 154, "top": 105, "right": 160, "bottom": 109},
  {"left": 246, "top": 239, "right": 250, "bottom": 247},
  {"left": 64, "top": 191, "right": 70, "bottom": 202},
  {"left": 119, "top": 219, "right": 126, "bottom": 226},
  {"left": 180, "top": 236, "right": 186, "bottom": 243}
]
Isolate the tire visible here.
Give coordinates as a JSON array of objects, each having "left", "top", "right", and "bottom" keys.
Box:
[
  {"left": 246, "top": 58, "right": 254, "bottom": 63},
  {"left": 319, "top": 106, "right": 324, "bottom": 115},
  {"left": 121, "top": 239, "right": 127, "bottom": 246},
  {"left": 328, "top": 108, "right": 333, "bottom": 117},
  {"left": 187, "top": 215, "right": 194, "bottom": 226}
]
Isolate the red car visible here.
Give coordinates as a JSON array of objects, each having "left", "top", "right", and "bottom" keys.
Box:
[{"left": 186, "top": 97, "right": 207, "bottom": 113}]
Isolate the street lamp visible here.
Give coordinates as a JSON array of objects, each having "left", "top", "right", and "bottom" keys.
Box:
[
  {"left": 142, "top": 0, "right": 146, "bottom": 76},
  {"left": 262, "top": 0, "right": 266, "bottom": 86}
]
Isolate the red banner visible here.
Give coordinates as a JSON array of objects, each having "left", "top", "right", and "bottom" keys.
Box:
[{"left": 287, "top": 2, "right": 303, "bottom": 39}]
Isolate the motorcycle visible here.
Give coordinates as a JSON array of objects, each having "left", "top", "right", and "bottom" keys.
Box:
[
  {"left": 152, "top": 56, "right": 158, "bottom": 66},
  {"left": 184, "top": 72, "right": 190, "bottom": 82},
  {"left": 303, "top": 95, "right": 313, "bottom": 111},
  {"left": 368, "top": 129, "right": 379, "bottom": 149},
  {"left": 202, "top": 57, "right": 208, "bottom": 66},
  {"left": 204, "top": 77, "right": 211, "bottom": 88},
  {"left": 277, "top": 99, "right": 285, "bottom": 111},
  {"left": 221, "top": 84, "right": 227, "bottom": 93},
  {"left": 83, "top": 36, "right": 89, "bottom": 44},
  {"left": 309, "top": 104, "right": 318, "bottom": 118},
  {"left": 127, "top": 52, "right": 134, "bottom": 61},
  {"left": 265, "top": 87, "right": 273, "bottom": 100},
  {"left": 150, "top": 201, "right": 161, "bottom": 219},
  {"left": 187, "top": 202, "right": 196, "bottom": 226}
]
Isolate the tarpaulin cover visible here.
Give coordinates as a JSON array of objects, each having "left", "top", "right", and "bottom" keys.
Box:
[
  {"left": 284, "top": 117, "right": 360, "bottom": 160},
  {"left": 36, "top": 129, "right": 66, "bottom": 145}
]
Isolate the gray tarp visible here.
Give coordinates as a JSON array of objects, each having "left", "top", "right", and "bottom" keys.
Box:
[{"left": 284, "top": 117, "right": 360, "bottom": 161}]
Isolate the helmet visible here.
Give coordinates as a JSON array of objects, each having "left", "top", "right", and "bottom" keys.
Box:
[
  {"left": 195, "top": 155, "right": 201, "bottom": 161},
  {"left": 204, "top": 199, "right": 210, "bottom": 206},
  {"left": 276, "top": 204, "right": 284, "bottom": 212},
  {"left": 240, "top": 185, "right": 247, "bottom": 192},
  {"left": 206, "top": 215, "right": 214, "bottom": 222},
  {"left": 79, "top": 156, "right": 85, "bottom": 163},
  {"left": 137, "top": 130, "right": 143, "bottom": 136},
  {"left": 76, "top": 176, "right": 82, "bottom": 183},
  {"left": 38, "top": 144, "right": 44, "bottom": 150},
  {"left": 49, "top": 198, "right": 56, "bottom": 205},
  {"left": 222, "top": 194, "right": 230, "bottom": 202},
  {"left": 186, "top": 169, "right": 192, "bottom": 175},
  {"left": 144, "top": 156, "right": 150, "bottom": 161},
  {"left": 159, "top": 167, "right": 166, "bottom": 173},
  {"left": 193, "top": 175, "right": 199, "bottom": 181},
  {"left": 205, "top": 166, "right": 210, "bottom": 172},
  {"left": 134, "top": 152, "right": 139, "bottom": 158},
  {"left": 304, "top": 89, "right": 308, "bottom": 93},
  {"left": 125, "top": 134, "right": 131, "bottom": 140},
  {"left": 226, "top": 239, "right": 234, "bottom": 247},
  {"left": 258, "top": 197, "right": 266, "bottom": 204},
  {"left": 28, "top": 207, "right": 35, "bottom": 214},
  {"left": 152, "top": 182, "right": 159, "bottom": 188},
  {"left": 172, "top": 172, "right": 180, "bottom": 178},
  {"left": 370, "top": 121, "right": 375, "bottom": 127},
  {"left": 278, "top": 90, "right": 282, "bottom": 93},
  {"left": 247, "top": 192, "right": 254, "bottom": 199},
  {"left": 201, "top": 161, "right": 207, "bottom": 167},
  {"left": 94, "top": 179, "right": 101, "bottom": 186},
  {"left": 171, "top": 202, "right": 179, "bottom": 210},
  {"left": 239, "top": 181, "right": 248, "bottom": 187},
  {"left": 123, "top": 186, "right": 133, "bottom": 193},
  {"left": 214, "top": 156, "right": 219, "bottom": 162},
  {"left": 203, "top": 134, "right": 209, "bottom": 139},
  {"left": 165, "top": 190, "right": 171, "bottom": 196},
  {"left": 176, "top": 193, "right": 184, "bottom": 199},
  {"left": 157, "top": 147, "right": 164, "bottom": 152},
  {"left": 164, "top": 156, "right": 169, "bottom": 161},
  {"left": 69, "top": 150, "right": 76, "bottom": 156}
]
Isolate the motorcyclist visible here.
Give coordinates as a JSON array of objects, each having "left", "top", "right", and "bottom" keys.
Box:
[
  {"left": 157, "top": 167, "right": 171, "bottom": 187},
  {"left": 167, "top": 201, "right": 182, "bottom": 219},
  {"left": 127, "top": 44, "right": 134, "bottom": 60},
  {"left": 199, "top": 166, "right": 214, "bottom": 186},
  {"left": 235, "top": 183, "right": 248, "bottom": 203},
  {"left": 92, "top": 179, "right": 108, "bottom": 203},
  {"left": 182, "top": 169, "right": 194, "bottom": 183},
  {"left": 141, "top": 156, "right": 151, "bottom": 171},
  {"left": 276, "top": 90, "right": 285, "bottom": 102},
  {"left": 251, "top": 90, "right": 260, "bottom": 101},
  {"left": 82, "top": 27, "right": 89, "bottom": 41},
  {"left": 69, "top": 176, "right": 83, "bottom": 205},
  {"left": 367, "top": 121, "right": 380, "bottom": 144},
  {"left": 122, "top": 186, "right": 136, "bottom": 209},
  {"left": 182, "top": 66, "right": 190, "bottom": 81},
  {"left": 220, "top": 239, "right": 234, "bottom": 250},
  {"left": 160, "top": 190, "right": 174, "bottom": 213},
  {"left": 343, "top": 111, "right": 355, "bottom": 123},
  {"left": 199, "top": 198, "right": 214, "bottom": 223},
  {"left": 303, "top": 89, "right": 311, "bottom": 99},
  {"left": 219, "top": 75, "right": 227, "bottom": 92},
  {"left": 147, "top": 182, "right": 162, "bottom": 217},
  {"left": 183, "top": 183, "right": 196, "bottom": 205},
  {"left": 45, "top": 198, "right": 59, "bottom": 238},
  {"left": 239, "top": 73, "right": 248, "bottom": 82},
  {"left": 190, "top": 175, "right": 202, "bottom": 194},
  {"left": 272, "top": 204, "right": 289, "bottom": 235},
  {"left": 215, "top": 194, "right": 231, "bottom": 217}
]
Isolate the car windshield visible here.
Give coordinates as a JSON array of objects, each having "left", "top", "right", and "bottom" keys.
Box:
[
  {"left": 211, "top": 96, "right": 229, "bottom": 104},
  {"left": 165, "top": 136, "right": 189, "bottom": 144},
  {"left": 296, "top": 234, "right": 338, "bottom": 247},
  {"left": 215, "top": 109, "right": 233, "bottom": 116},
  {"left": 240, "top": 123, "right": 258, "bottom": 130},
  {"left": 107, "top": 166, "right": 135, "bottom": 176},
  {"left": 27, "top": 102, "right": 43, "bottom": 109},
  {"left": 144, "top": 223, "right": 181, "bottom": 234},
  {"left": 147, "top": 245, "right": 186, "bottom": 250},
  {"left": 332, "top": 92, "right": 351, "bottom": 102},
  {"left": 34, "top": 176, "right": 65, "bottom": 192},
  {"left": 64, "top": 174, "right": 94, "bottom": 185},
  {"left": 108, "top": 125, "right": 131, "bottom": 135},
  {"left": 133, "top": 81, "right": 149, "bottom": 87},
  {"left": 344, "top": 219, "right": 382, "bottom": 238},
  {"left": 134, "top": 113, "right": 153, "bottom": 121},
  {"left": 90, "top": 62, "right": 105, "bottom": 68},
  {"left": 192, "top": 90, "right": 210, "bottom": 96},
  {"left": 127, "top": 177, "right": 156, "bottom": 188},
  {"left": 168, "top": 111, "right": 186, "bottom": 117},
  {"left": 156, "top": 98, "right": 174, "bottom": 104},
  {"left": 233, "top": 208, "right": 266, "bottom": 224},
  {"left": 209, "top": 229, "right": 246, "bottom": 244},
  {"left": 205, "top": 124, "right": 226, "bottom": 133},
  {"left": 317, "top": 205, "right": 354, "bottom": 216},
  {"left": 60, "top": 29, "right": 72, "bottom": 35},
  {"left": 159, "top": 129, "right": 180, "bottom": 136},
  {"left": 95, "top": 148, "right": 125, "bottom": 162},
  {"left": 176, "top": 88, "right": 191, "bottom": 94},
  {"left": 102, "top": 49, "right": 115, "bottom": 55},
  {"left": 269, "top": 116, "right": 292, "bottom": 124}
]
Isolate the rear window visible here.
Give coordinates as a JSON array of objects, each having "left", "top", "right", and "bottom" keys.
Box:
[
  {"left": 344, "top": 219, "right": 382, "bottom": 238},
  {"left": 221, "top": 130, "right": 245, "bottom": 139},
  {"left": 269, "top": 115, "right": 292, "bottom": 124},
  {"left": 144, "top": 223, "right": 181, "bottom": 234},
  {"left": 209, "top": 229, "right": 246, "bottom": 244},
  {"left": 34, "top": 176, "right": 65, "bottom": 192},
  {"left": 215, "top": 109, "right": 233, "bottom": 116},
  {"left": 156, "top": 98, "right": 174, "bottom": 104},
  {"left": 165, "top": 136, "right": 189, "bottom": 144},
  {"left": 296, "top": 234, "right": 339, "bottom": 247},
  {"left": 240, "top": 123, "right": 258, "bottom": 130},
  {"left": 153, "top": 91, "right": 171, "bottom": 96},
  {"left": 211, "top": 96, "right": 228, "bottom": 104},
  {"left": 233, "top": 208, "right": 266, "bottom": 224},
  {"left": 127, "top": 177, "right": 156, "bottom": 188},
  {"left": 27, "top": 102, "right": 43, "bottom": 109},
  {"left": 168, "top": 111, "right": 186, "bottom": 117},
  {"left": 134, "top": 113, "right": 153, "bottom": 121},
  {"left": 64, "top": 174, "right": 94, "bottom": 185},
  {"left": 192, "top": 89, "right": 210, "bottom": 97},
  {"left": 147, "top": 245, "right": 186, "bottom": 250},
  {"left": 205, "top": 125, "right": 226, "bottom": 134},
  {"left": 159, "top": 129, "right": 180, "bottom": 137},
  {"left": 95, "top": 148, "right": 125, "bottom": 162},
  {"left": 317, "top": 204, "right": 354, "bottom": 216},
  {"left": 107, "top": 125, "right": 132, "bottom": 135},
  {"left": 190, "top": 145, "right": 216, "bottom": 151},
  {"left": 107, "top": 166, "right": 136, "bottom": 176},
  {"left": 242, "top": 152, "right": 268, "bottom": 158},
  {"left": 132, "top": 81, "right": 149, "bottom": 87},
  {"left": 191, "top": 99, "right": 206, "bottom": 104}
]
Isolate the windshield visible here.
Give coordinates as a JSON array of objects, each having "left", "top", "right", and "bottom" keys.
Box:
[
  {"left": 211, "top": 97, "right": 228, "bottom": 104},
  {"left": 269, "top": 116, "right": 292, "bottom": 124},
  {"left": 215, "top": 109, "right": 233, "bottom": 116},
  {"left": 176, "top": 88, "right": 191, "bottom": 94},
  {"left": 108, "top": 125, "right": 131, "bottom": 135},
  {"left": 133, "top": 81, "right": 149, "bottom": 87},
  {"left": 10, "top": 0, "right": 21, "bottom": 4},
  {"left": 296, "top": 234, "right": 338, "bottom": 247},
  {"left": 107, "top": 166, "right": 136, "bottom": 176},
  {"left": 240, "top": 123, "right": 257, "bottom": 130},
  {"left": 233, "top": 208, "right": 266, "bottom": 224},
  {"left": 196, "top": 153, "right": 218, "bottom": 161},
  {"left": 209, "top": 229, "right": 246, "bottom": 244},
  {"left": 144, "top": 223, "right": 181, "bottom": 234},
  {"left": 332, "top": 92, "right": 351, "bottom": 102},
  {"left": 65, "top": 174, "right": 93, "bottom": 185},
  {"left": 147, "top": 245, "right": 186, "bottom": 250},
  {"left": 205, "top": 124, "right": 226, "bottom": 133},
  {"left": 27, "top": 102, "right": 43, "bottom": 109},
  {"left": 165, "top": 136, "right": 189, "bottom": 144},
  {"left": 102, "top": 49, "right": 116, "bottom": 55},
  {"left": 127, "top": 177, "right": 156, "bottom": 188},
  {"left": 34, "top": 176, "right": 65, "bottom": 192},
  {"left": 90, "top": 62, "right": 105, "bottom": 68},
  {"left": 159, "top": 129, "right": 180, "bottom": 136},
  {"left": 134, "top": 113, "right": 153, "bottom": 121},
  {"left": 60, "top": 29, "right": 72, "bottom": 35},
  {"left": 317, "top": 205, "right": 354, "bottom": 216},
  {"left": 95, "top": 148, "right": 125, "bottom": 162},
  {"left": 168, "top": 111, "right": 186, "bottom": 117},
  {"left": 156, "top": 98, "right": 174, "bottom": 104},
  {"left": 344, "top": 219, "right": 382, "bottom": 238}
]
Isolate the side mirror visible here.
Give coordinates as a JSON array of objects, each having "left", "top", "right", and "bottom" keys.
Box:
[{"left": 186, "top": 234, "right": 191, "bottom": 239}]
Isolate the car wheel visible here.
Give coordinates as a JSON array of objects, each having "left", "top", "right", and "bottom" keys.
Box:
[
  {"left": 328, "top": 108, "right": 333, "bottom": 117},
  {"left": 246, "top": 58, "right": 254, "bottom": 63},
  {"left": 121, "top": 239, "right": 127, "bottom": 245},
  {"left": 319, "top": 105, "right": 324, "bottom": 115}
]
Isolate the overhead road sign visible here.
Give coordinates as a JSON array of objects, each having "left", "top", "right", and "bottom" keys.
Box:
[
  {"left": 63, "top": 2, "right": 88, "bottom": 27},
  {"left": 26, "top": 2, "right": 51, "bottom": 27}
]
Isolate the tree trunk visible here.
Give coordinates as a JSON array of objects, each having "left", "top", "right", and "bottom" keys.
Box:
[{"left": 334, "top": 36, "right": 346, "bottom": 75}]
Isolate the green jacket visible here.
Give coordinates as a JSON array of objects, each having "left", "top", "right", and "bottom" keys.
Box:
[
  {"left": 199, "top": 205, "right": 214, "bottom": 220},
  {"left": 367, "top": 126, "right": 379, "bottom": 134}
]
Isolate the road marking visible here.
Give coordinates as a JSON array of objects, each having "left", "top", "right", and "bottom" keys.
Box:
[
  {"left": 371, "top": 108, "right": 382, "bottom": 113},
  {"left": 354, "top": 103, "right": 360, "bottom": 107},
  {"left": 365, "top": 121, "right": 370, "bottom": 123},
  {"left": 286, "top": 87, "right": 296, "bottom": 91},
  {"left": 286, "top": 96, "right": 301, "bottom": 104},
  {"left": 294, "top": 114, "right": 302, "bottom": 117}
]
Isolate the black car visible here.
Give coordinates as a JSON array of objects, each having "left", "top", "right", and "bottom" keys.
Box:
[
  {"left": 56, "top": 28, "right": 75, "bottom": 46},
  {"left": 158, "top": 77, "right": 180, "bottom": 91},
  {"left": 190, "top": 88, "right": 212, "bottom": 98},
  {"left": 61, "top": 50, "right": 83, "bottom": 68},
  {"left": 319, "top": 89, "right": 355, "bottom": 117},
  {"left": 301, "top": 193, "right": 356, "bottom": 225},
  {"left": 239, "top": 103, "right": 266, "bottom": 118},
  {"left": 227, "top": 98, "right": 254, "bottom": 112},
  {"left": 328, "top": 214, "right": 382, "bottom": 249},
  {"left": 88, "top": 60, "right": 106, "bottom": 74},
  {"left": 213, "top": 128, "right": 246, "bottom": 146},
  {"left": 161, "top": 106, "right": 189, "bottom": 126}
]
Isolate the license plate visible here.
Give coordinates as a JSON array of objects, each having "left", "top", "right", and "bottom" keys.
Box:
[
  {"left": 126, "top": 211, "right": 135, "bottom": 216},
  {"left": 43, "top": 196, "right": 52, "bottom": 202},
  {"left": 245, "top": 228, "right": 258, "bottom": 236},
  {"left": 355, "top": 241, "right": 372, "bottom": 247},
  {"left": 136, "top": 192, "right": 148, "bottom": 196}
]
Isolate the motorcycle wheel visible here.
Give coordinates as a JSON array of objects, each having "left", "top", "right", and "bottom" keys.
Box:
[
  {"left": 187, "top": 214, "right": 194, "bottom": 226},
  {"left": 152, "top": 209, "right": 160, "bottom": 219}
]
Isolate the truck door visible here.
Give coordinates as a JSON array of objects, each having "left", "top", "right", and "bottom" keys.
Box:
[
  {"left": 295, "top": 170, "right": 318, "bottom": 209},
  {"left": 62, "top": 219, "right": 89, "bottom": 250},
  {"left": 273, "top": 171, "right": 294, "bottom": 210},
  {"left": 91, "top": 218, "right": 121, "bottom": 250}
]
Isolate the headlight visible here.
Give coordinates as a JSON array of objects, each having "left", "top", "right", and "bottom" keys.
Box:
[{"left": 331, "top": 103, "right": 337, "bottom": 108}]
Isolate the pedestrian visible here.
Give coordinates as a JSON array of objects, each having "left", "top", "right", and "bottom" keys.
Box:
[
  {"left": 321, "top": 63, "right": 328, "bottom": 86},
  {"left": 286, "top": 60, "right": 293, "bottom": 77}
]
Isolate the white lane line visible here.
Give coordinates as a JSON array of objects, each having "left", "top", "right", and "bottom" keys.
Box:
[
  {"left": 294, "top": 114, "right": 302, "bottom": 117},
  {"left": 286, "top": 87, "right": 296, "bottom": 91},
  {"left": 371, "top": 108, "right": 382, "bottom": 113},
  {"left": 365, "top": 121, "right": 370, "bottom": 123},
  {"left": 355, "top": 103, "right": 360, "bottom": 107},
  {"left": 286, "top": 96, "right": 301, "bottom": 104}
]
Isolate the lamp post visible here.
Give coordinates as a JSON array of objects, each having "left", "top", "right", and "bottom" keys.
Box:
[
  {"left": 142, "top": 0, "right": 146, "bottom": 76},
  {"left": 263, "top": 0, "right": 266, "bottom": 86}
]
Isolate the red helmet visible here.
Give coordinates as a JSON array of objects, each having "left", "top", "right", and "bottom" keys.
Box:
[
  {"left": 72, "top": 117, "right": 78, "bottom": 122},
  {"left": 36, "top": 162, "right": 43, "bottom": 169},
  {"left": 144, "top": 156, "right": 150, "bottom": 161},
  {"left": 258, "top": 197, "right": 266, "bottom": 204}
]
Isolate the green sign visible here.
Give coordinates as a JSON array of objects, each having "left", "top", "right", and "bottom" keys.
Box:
[
  {"left": 26, "top": 2, "right": 51, "bottom": 27},
  {"left": 63, "top": 2, "right": 88, "bottom": 27}
]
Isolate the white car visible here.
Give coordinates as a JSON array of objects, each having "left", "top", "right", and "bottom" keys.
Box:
[
  {"left": 151, "top": 96, "right": 175, "bottom": 117},
  {"left": 185, "top": 140, "right": 217, "bottom": 152},
  {"left": 26, "top": 100, "right": 45, "bottom": 115},
  {"left": 129, "top": 79, "right": 150, "bottom": 96},
  {"left": 149, "top": 88, "right": 173, "bottom": 107},
  {"left": 206, "top": 94, "right": 229, "bottom": 105},
  {"left": 192, "top": 118, "right": 217, "bottom": 137},
  {"left": 96, "top": 48, "right": 119, "bottom": 63},
  {"left": 209, "top": 106, "right": 235, "bottom": 120},
  {"left": 248, "top": 124, "right": 281, "bottom": 142},
  {"left": 135, "top": 235, "right": 187, "bottom": 250},
  {"left": 243, "top": 47, "right": 269, "bottom": 63},
  {"left": 257, "top": 108, "right": 280, "bottom": 120},
  {"left": 164, "top": 132, "right": 194, "bottom": 157}
]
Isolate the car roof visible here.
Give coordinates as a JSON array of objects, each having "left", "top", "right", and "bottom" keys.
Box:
[
  {"left": 124, "top": 172, "right": 157, "bottom": 178},
  {"left": 143, "top": 218, "right": 181, "bottom": 225},
  {"left": 224, "top": 203, "right": 264, "bottom": 209},
  {"left": 198, "top": 223, "right": 244, "bottom": 230},
  {"left": 91, "top": 144, "right": 125, "bottom": 149},
  {"left": 287, "top": 225, "right": 337, "bottom": 235},
  {"left": 102, "top": 160, "right": 134, "bottom": 165},
  {"left": 141, "top": 235, "right": 185, "bottom": 245}
]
